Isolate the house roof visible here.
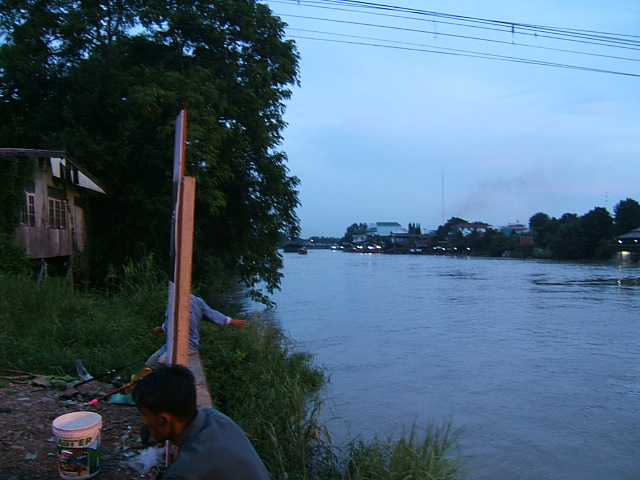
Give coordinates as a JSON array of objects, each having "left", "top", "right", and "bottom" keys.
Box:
[
  {"left": 617, "top": 227, "right": 640, "bottom": 239},
  {"left": 0, "top": 148, "right": 107, "bottom": 195},
  {"left": 371, "top": 222, "right": 402, "bottom": 227},
  {"left": 451, "top": 222, "right": 490, "bottom": 229}
]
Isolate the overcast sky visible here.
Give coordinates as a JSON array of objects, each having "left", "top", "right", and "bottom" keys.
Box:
[{"left": 263, "top": 0, "right": 640, "bottom": 238}]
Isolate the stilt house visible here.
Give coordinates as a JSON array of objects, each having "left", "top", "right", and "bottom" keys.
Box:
[{"left": 1, "top": 148, "right": 107, "bottom": 274}]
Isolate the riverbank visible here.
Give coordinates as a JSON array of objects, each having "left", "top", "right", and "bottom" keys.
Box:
[{"left": 0, "top": 269, "right": 468, "bottom": 479}]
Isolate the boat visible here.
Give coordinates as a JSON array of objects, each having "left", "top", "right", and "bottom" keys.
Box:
[{"left": 298, "top": 247, "right": 308, "bottom": 255}]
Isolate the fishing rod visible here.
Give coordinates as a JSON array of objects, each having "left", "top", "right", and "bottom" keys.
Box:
[
  {"left": 87, "top": 380, "right": 137, "bottom": 405},
  {"left": 74, "top": 358, "right": 145, "bottom": 387}
]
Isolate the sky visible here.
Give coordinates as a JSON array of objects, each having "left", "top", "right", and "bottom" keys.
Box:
[{"left": 262, "top": 0, "right": 640, "bottom": 238}]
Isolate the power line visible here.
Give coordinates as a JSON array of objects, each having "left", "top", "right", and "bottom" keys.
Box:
[
  {"left": 275, "top": 0, "right": 640, "bottom": 47},
  {"left": 289, "top": 34, "right": 640, "bottom": 77},
  {"left": 267, "top": 0, "right": 640, "bottom": 77},
  {"left": 283, "top": 14, "right": 640, "bottom": 62}
]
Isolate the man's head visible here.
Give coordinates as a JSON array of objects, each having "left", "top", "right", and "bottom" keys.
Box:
[{"left": 132, "top": 364, "right": 197, "bottom": 444}]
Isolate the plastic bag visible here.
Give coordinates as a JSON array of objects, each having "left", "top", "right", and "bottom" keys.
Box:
[{"left": 126, "top": 445, "right": 165, "bottom": 475}]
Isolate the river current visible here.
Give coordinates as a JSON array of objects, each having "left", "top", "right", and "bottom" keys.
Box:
[{"left": 246, "top": 250, "right": 639, "bottom": 480}]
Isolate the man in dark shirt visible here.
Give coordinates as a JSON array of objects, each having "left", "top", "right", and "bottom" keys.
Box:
[{"left": 132, "top": 364, "right": 270, "bottom": 480}]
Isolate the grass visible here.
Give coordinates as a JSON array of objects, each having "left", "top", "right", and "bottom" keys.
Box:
[
  {"left": 0, "top": 262, "right": 467, "bottom": 480},
  {"left": 339, "top": 422, "right": 465, "bottom": 480}
]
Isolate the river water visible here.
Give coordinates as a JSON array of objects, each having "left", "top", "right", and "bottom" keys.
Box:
[{"left": 247, "top": 250, "right": 639, "bottom": 480}]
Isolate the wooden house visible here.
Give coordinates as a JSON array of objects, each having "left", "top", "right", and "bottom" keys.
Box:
[{"left": 1, "top": 148, "right": 107, "bottom": 273}]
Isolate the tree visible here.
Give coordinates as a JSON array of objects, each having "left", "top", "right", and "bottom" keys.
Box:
[
  {"left": 528, "top": 212, "right": 557, "bottom": 251},
  {"left": 0, "top": 0, "right": 300, "bottom": 302},
  {"left": 433, "top": 217, "right": 467, "bottom": 243},
  {"left": 580, "top": 207, "right": 613, "bottom": 259},
  {"left": 341, "top": 222, "right": 368, "bottom": 244},
  {"left": 408, "top": 222, "right": 421, "bottom": 234},
  {"left": 486, "top": 230, "right": 519, "bottom": 257},
  {"left": 548, "top": 213, "right": 583, "bottom": 259},
  {"left": 613, "top": 198, "right": 640, "bottom": 236}
]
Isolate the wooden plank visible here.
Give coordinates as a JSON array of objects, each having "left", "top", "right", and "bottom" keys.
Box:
[{"left": 170, "top": 176, "right": 196, "bottom": 367}]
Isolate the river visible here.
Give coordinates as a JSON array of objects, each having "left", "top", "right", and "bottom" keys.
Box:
[{"left": 245, "top": 250, "right": 639, "bottom": 480}]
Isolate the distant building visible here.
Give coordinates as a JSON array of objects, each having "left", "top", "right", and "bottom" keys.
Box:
[
  {"left": 614, "top": 227, "right": 640, "bottom": 261},
  {"left": 368, "top": 222, "right": 408, "bottom": 237},
  {"left": 352, "top": 233, "right": 368, "bottom": 243},
  {"left": 616, "top": 227, "right": 640, "bottom": 245},
  {"left": 500, "top": 223, "right": 529, "bottom": 235},
  {"left": 450, "top": 222, "right": 490, "bottom": 236}
]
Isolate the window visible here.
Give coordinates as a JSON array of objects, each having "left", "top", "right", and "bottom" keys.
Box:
[
  {"left": 48, "top": 198, "right": 67, "bottom": 229},
  {"left": 21, "top": 192, "right": 36, "bottom": 226}
]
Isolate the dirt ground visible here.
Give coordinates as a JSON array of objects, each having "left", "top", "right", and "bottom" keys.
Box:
[{"left": 0, "top": 375, "right": 162, "bottom": 480}]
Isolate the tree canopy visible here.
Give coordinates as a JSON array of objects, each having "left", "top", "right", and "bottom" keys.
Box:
[
  {"left": 613, "top": 198, "right": 640, "bottom": 236},
  {"left": 0, "top": 0, "right": 300, "bottom": 302}
]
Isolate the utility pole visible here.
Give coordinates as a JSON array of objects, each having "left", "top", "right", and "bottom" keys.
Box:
[{"left": 441, "top": 171, "right": 445, "bottom": 225}]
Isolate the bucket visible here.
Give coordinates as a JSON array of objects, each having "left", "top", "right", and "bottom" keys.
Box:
[{"left": 52, "top": 411, "right": 102, "bottom": 479}]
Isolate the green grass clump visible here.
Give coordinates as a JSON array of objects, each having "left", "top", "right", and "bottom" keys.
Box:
[{"left": 339, "top": 422, "right": 466, "bottom": 480}]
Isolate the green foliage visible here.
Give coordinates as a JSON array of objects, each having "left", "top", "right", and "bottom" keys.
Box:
[
  {"left": 200, "top": 320, "right": 327, "bottom": 478},
  {"left": 613, "top": 198, "right": 640, "bottom": 236},
  {"left": 580, "top": 207, "right": 613, "bottom": 259},
  {"left": 0, "top": 270, "right": 165, "bottom": 376},
  {"left": 340, "top": 422, "right": 466, "bottom": 480},
  {"left": 408, "top": 222, "right": 422, "bottom": 235},
  {"left": 0, "top": 0, "right": 300, "bottom": 303},
  {"left": 529, "top": 209, "right": 614, "bottom": 260},
  {"left": 0, "top": 156, "right": 36, "bottom": 235},
  {"left": 341, "top": 223, "right": 369, "bottom": 244},
  {"left": 0, "top": 235, "right": 32, "bottom": 275},
  {"left": 528, "top": 212, "right": 556, "bottom": 250},
  {"left": 433, "top": 218, "right": 467, "bottom": 244}
]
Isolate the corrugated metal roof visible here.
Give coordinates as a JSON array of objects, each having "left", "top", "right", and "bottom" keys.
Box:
[{"left": 0, "top": 148, "right": 107, "bottom": 195}]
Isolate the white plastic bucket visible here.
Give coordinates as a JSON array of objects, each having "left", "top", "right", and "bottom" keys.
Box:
[{"left": 52, "top": 411, "right": 102, "bottom": 479}]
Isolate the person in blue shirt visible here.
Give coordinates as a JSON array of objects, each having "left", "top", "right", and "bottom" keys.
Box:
[
  {"left": 143, "top": 294, "right": 248, "bottom": 371},
  {"left": 132, "top": 364, "right": 270, "bottom": 480}
]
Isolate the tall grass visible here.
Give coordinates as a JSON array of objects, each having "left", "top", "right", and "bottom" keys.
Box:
[
  {"left": 200, "top": 318, "right": 331, "bottom": 478},
  {"left": 339, "top": 422, "right": 466, "bottom": 480},
  {"left": 0, "top": 257, "right": 166, "bottom": 376},
  {"left": 0, "top": 263, "right": 467, "bottom": 480}
]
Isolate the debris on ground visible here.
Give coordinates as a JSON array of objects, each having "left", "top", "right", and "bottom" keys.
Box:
[{"left": 0, "top": 372, "right": 162, "bottom": 480}]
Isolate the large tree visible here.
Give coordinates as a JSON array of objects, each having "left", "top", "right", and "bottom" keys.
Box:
[
  {"left": 548, "top": 213, "right": 583, "bottom": 260},
  {"left": 528, "top": 212, "right": 557, "bottom": 250},
  {"left": 613, "top": 198, "right": 640, "bottom": 237},
  {"left": 580, "top": 207, "right": 613, "bottom": 259},
  {"left": 0, "top": 0, "right": 300, "bottom": 302}
]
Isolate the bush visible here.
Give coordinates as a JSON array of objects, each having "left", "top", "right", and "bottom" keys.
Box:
[{"left": 0, "top": 235, "right": 32, "bottom": 275}]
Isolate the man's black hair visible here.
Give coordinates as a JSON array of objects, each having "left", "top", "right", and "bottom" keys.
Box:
[{"left": 132, "top": 364, "right": 197, "bottom": 420}]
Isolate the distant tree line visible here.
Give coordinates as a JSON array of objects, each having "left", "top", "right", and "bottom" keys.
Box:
[
  {"left": 341, "top": 198, "right": 640, "bottom": 260},
  {"left": 527, "top": 198, "right": 640, "bottom": 260}
]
